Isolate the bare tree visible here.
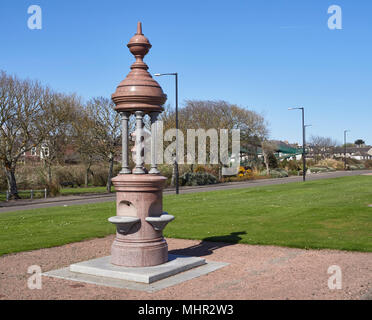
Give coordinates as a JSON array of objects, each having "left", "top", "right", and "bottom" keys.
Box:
[
  {"left": 309, "top": 135, "right": 338, "bottom": 161},
  {"left": 71, "top": 107, "right": 99, "bottom": 187},
  {"left": 261, "top": 140, "right": 276, "bottom": 175},
  {"left": 41, "top": 92, "right": 80, "bottom": 185},
  {"left": 0, "top": 71, "right": 48, "bottom": 199},
  {"left": 161, "top": 100, "right": 268, "bottom": 179},
  {"left": 86, "top": 97, "right": 121, "bottom": 193}
]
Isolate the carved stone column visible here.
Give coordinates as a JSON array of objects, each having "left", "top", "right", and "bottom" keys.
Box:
[
  {"left": 133, "top": 111, "right": 145, "bottom": 174},
  {"left": 149, "top": 112, "right": 160, "bottom": 174},
  {"left": 120, "top": 112, "right": 131, "bottom": 174}
]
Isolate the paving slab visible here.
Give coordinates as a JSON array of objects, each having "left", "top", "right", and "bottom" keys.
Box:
[
  {"left": 43, "top": 259, "right": 228, "bottom": 293},
  {"left": 68, "top": 254, "right": 206, "bottom": 284}
]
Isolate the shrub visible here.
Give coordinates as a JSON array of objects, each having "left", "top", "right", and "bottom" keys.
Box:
[
  {"left": 180, "top": 172, "right": 218, "bottom": 186},
  {"left": 306, "top": 159, "right": 316, "bottom": 167},
  {"left": 288, "top": 170, "right": 299, "bottom": 176},
  {"left": 317, "top": 159, "right": 344, "bottom": 170},
  {"left": 287, "top": 160, "right": 301, "bottom": 171},
  {"left": 2, "top": 163, "right": 123, "bottom": 191},
  {"left": 345, "top": 158, "right": 362, "bottom": 165},
  {"left": 308, "top": 166, "right": 336, "bottom": 173},
  {"left": 260, "top": 169, "right": 288, "bottom": 178},
  {"left": 47, "top": 181, "right": 60, "bottom": 197},
  {"left": 158, "top": 164, "right": 173, "bottom": 179},
  {"left": 194, "top": 165, "right": 206, "bottom": 173},
  {"left": 267, "top": 152, "right": 278, "bottom": 169},
  {"left": 309, "top": 167, "right": 328, "bottom": 173},
  {"left": 347, "top": 164, "right": 364, "bottom": 170},
  {"left": 279, "top": 159, "right": 288, "bottom": 169},
  {"left": 364, "top": 160, "right": 372, "bottom": 169},
  {"left": 54, "top": 166, "right": 83, "bottom": 187}
]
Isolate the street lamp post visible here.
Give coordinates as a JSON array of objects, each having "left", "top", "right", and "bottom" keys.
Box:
[
  {"left": 304, "top": 124, "right": 312, "bottom": 166},
  {"left": 304, "top": 124, "right": 312, "bottom": 147},
  {"left": 289, "top": 107, "right": 306, "bottom": 181},
  {"left": 154, "top": 73, "right": 179, "bottom": 194},
  {"left": 344, "top": 130, "right": 350, "bottom": 170}
]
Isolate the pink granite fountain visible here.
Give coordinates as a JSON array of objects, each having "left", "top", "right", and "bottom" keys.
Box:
[
  {"left": 45, "top": 23, "right": 225, "bottom": 287},
  {"left": 109, "top": 22, "right": 174, "bottom": 267}
]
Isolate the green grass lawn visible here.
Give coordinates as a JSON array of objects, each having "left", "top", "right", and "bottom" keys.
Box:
[
  {"left": 0, "top": 190, "right": 46, "bottom": 202},
  {"left": 60, "top": 186, "right": 112, "bottom": 196},
  {"left": 0, "top": 186, "right": 110, "bottom": 202},
  {"left": 0, "top": 176, "right": 371, "bottom": 256}
]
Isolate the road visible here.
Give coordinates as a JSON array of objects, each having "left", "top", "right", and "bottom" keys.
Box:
[{"left": 1, "top": 169, "right": 371, "bottom": 213}]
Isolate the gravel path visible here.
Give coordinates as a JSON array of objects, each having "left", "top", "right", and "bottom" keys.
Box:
[{"left": 0, "top": 236, "right": 371, "bottom": 300}]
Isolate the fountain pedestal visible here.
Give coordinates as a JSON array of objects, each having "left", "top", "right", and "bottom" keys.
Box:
[{"left": 110, "top": 175, "right": 169, "bottom": 267}]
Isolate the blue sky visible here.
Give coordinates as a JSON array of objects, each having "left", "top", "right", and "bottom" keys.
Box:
[{"left": 1, "top": 0, "right": 371, "bottom": 145}]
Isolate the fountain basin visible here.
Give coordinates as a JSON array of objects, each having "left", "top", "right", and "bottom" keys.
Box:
[
  {"left": 146, "top": 213, "right": 175, "bottom": 231},
  {"left": 108, "top": 216, "right": 141, "bottom": 235}
]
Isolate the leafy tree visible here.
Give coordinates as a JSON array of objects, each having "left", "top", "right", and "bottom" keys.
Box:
[{"left": 354, "top": 139, "right": 365, "bottom": 147}]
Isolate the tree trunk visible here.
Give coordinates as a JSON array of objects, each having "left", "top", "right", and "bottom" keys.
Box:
[
  {"left": 263, "top": 151, "right": 270, "bottom": 175},
  {"left": 47, "top": 163, "right": 52, "bottom": 185},
  {"left": 84, "top": 162, "right": 92, "bottom": 188},
  {"left": 43, "top": 159, "right": 52, "bottom": 185},
  {"left": 171, "top": 161, "right": 176, "bottom": 187},
  {"left": 4, "top": 164, "right": 20, "bottom": 200},
  {"left": 106, "top": 155, "right": 114, "bottom": 193}
]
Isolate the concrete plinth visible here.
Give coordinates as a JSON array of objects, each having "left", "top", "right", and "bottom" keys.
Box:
[{"left": 69, "top": 254, "right": 206, "bottom": 284}]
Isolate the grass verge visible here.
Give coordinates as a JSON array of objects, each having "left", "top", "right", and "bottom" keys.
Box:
[{"left": 0, "top": 176, "right": 371, "bottom": 256}]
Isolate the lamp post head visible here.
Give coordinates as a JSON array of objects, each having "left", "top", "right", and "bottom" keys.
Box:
[{"left": 154, "top": 73, "right": 177, "bottom": 77}]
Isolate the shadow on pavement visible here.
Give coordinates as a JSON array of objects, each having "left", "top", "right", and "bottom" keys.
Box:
[{"left": 169, "top": 231, "right": 246, "bottom": 257}]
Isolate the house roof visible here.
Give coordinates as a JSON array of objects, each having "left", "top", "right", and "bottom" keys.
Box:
[{"left": 333, "top": 146, "right": 372, "bottom": 155}]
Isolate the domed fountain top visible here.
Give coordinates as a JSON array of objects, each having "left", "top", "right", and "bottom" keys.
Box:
[{"left": 112, "top": 22, "right": 167, "bottom": 113}]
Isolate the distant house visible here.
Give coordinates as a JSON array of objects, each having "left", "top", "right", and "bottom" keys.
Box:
[
  {"left": 19, "top": 143, "right": 76, "bottom": 164},
  {"left": 253, "top": 140, "right": 303, "bottom": 162},
  {"left": 271, "top": 140, "right": 303, "bottom": 160},
  {"left": 19, "top": 144, "right": 50, "bottom": 164},
  {"left": 332, "top": 146, "right": 372, "bottom": 160},
  {"left": 19, "top": 142, "right": 122, "bottom": 165},
  {"left": 306, "top": 145, "right": 335, "bottom": 160}
]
